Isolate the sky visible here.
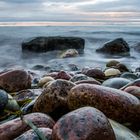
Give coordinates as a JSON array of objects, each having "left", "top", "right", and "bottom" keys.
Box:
[{"left": 0, "top": 0, "right": 140, "bottom": 23}]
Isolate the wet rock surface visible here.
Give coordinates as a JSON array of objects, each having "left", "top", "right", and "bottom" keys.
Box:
[
  {"left": 33, "top": 79, "right": 75, "bottom": 120},
  {"left": 0, "top": 113, "right": 55, "bottom": 140},
  {"left": 96, "top": 38, "right": 130, "bottom": 55},
  {"left": 0, "top": 70, "right": 31, "bottom": 93},
  {"left": 68, "top": 84, "right": 140, "bottom": 124},
  {"left": 15, "top": 127, "right": 52, "bottom": 140},
  {"left": 22, "top": 36, "right": 85, "bottom": 53},
  {"left": 52, "top": 107, "right": 116, "bottom": 140}
]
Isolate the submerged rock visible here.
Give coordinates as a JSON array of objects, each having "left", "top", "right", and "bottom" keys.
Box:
[
  {"left": 22, "top": 36, "right": 85, "bottom": 53},
  {"left": 0, "top": 70, "right": 31, "bottom": 93},
  {"left": 52, "top": 107, "right": 116, "bottom": 140},
  {"left": 96, "top": 38, "right": 130, "bottom": 54}
]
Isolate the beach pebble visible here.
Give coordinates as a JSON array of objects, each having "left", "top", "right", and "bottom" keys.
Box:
[
  {"left": 104, "top": 68, "right": 121, "bottom": 77},
  {"left": 43, "top": 72, "right": 58, "bottom": 79},
  {"left": 121, "top": 78, "right": 140, "bottom": 90},
  {"left": 60, "top": 49, "right": 79, "bottom": 58},
  {"left": 0, "top": 113, "right": 55, "bottom": 140},
  {"left": 55, "top": 70, "right": 72, "bottom": 80},
  {"left": 38, "top": 76, "right": 54, "bottom": 87},
  {"left": 102, "top": 77, "right": 131, "bottom": 89},
  {"left": 109, "top": 119, "right": 140, "bottom": 140},
  {"left": 15, "top": 127, "right": 52, "bottom": 140},
  {"left": 121, "top": 72, "right": 138, "bottom": 80},
  {"left": 70, "top": 74, "right": 93, "bottom": 82},
  {"left": 0, "top": 89, "right": 8, "bottom": 112},
  {"left": 75, "top": 79, "right": 101, "bottom": 85},
  {"left": 13, "top": 89, "right": 42, "bottom": 105},
  {"left": 124, "top": 86, "right": 140, "bottom": 99},
  {"left": 52, "top": 107, "right": 115, "bottom": 140},
  {"left": 0, "top": 70, "right": 31, "bottom": 92},
  {"left": 33, "top": 79, "right": 75, "bottom": 120},
  {"left": 82, "top": 68, "right": 105, "bottom": 80},
  {"left": 106, "top": 60, "right": 120, "bottom": 67},
  {"left": 115, "top": 63, "right": 130, "bottom": 72},
  {"left": 68, "top": 84, "right": 140, "bottom": 124}
]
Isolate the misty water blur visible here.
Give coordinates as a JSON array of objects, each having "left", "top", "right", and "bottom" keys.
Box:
[{"left": 0, "top": 23, "right": 140, "bottom": 72}]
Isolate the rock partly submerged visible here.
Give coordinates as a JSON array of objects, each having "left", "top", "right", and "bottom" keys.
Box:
[
  {"left": 96, "top": 38, "right": 130, "bottom": 55},
  {"left": 22, "top": 36, "right": 85, "bottom": 53}
]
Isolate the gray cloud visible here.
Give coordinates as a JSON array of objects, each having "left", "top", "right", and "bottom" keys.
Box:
[{"left": 0, "top": 0, "right": 139, "bottom": 22}]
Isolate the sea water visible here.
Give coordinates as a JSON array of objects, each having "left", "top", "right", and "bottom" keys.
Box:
[{"left": 0, "top": 22, "right": 140, "bottom": 71}]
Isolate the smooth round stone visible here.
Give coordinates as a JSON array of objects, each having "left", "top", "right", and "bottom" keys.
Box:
[
  {"left": 52, "top": 107, "right": 116, "bottom": 140},
  {"left": 0, "top": 90, "right": 8, "bottom": 112},
  {"left": 0, "top": 70, "right": 31, "bottom": 92},
  {"left": 70, "top": 74, "right": 93, "bottom": 82},
  {"left": 75, "top": 79, "right": 101, "bottom": 85},
  {"left": 0, "top": 113, "right": 55, "bottom": 139},
  {"left": 104, "top": 68, "right": 121, "bottom": 77},
  {"left": 124, "top": 86, "right": 140, "bottom": 99},
  {"left": 38, "top": 76, "right": 54, "bottom": 87},
  {"left": 68, "top": 84, "right": 140, "bottom": 124},
  {"left": 106, "top": 60, "right": 120, "bottom": 67},
  {"left": 61, "top": 49, "right": 79, "bottom": 58},
  {"left": 83, "top": 68, "right": 105, "bottom": 79},
  {"left": 115, "top": 63, "right": 130, "bottom": 72},
  {"left": 15, "top": 128, "right": 52, "bottom": 140},
  {"left": 55, "top": 70, "right": 72, "bottom": 80},
  {"left": 33, "top": 79, "right": 76, "bottom": 120},
  {"left": 109, "top": 119, "right": 140, "bottom": 140},
  {"left": 102, "top": 77, "right": 131, "bottom": 89},
  {"left": 121, "top": 72, "right": 138, "bottom": 81},
  {"left": 5, "top": 94, "right": 20, "bottom": 112},
  {"left": 13, "top": 89, "right": 42, "bottom": 105}
]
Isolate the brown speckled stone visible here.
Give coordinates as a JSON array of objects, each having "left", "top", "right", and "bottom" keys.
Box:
[
  {"left": 124, "top": 86, "right": 140, "bottom": 99},
  {"left": 52, "top": 107, "right": 116, "bottom": 140},
  {"left": 68, "top": 84, "right": 140, "bottom": 124},
  {"left": 33, "top": 79, "right": 75, "bottom": 120},
  {"left": 0, "top": 70, "right": 31, "bottom": 92},
  {"left": 15, "top": 128, "right": 52, "bottom": 140},
  {"left": 83, "top": 68, "right": 105, "bottom": 80},
  {"left": 0, "top": 113, "right": 55, "bottom": 140}
]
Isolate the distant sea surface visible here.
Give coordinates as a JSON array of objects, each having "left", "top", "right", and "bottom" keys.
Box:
[{"left": 0, "top": 22, "right": 140, "bottom": 71}]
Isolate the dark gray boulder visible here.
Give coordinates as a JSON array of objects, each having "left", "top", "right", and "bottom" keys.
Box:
[
  {"left": 22, "top": 36, "right": 85, "bottom": 53},
  {"left": 96, "top": 38, "right": 130, "bottom": 54}
]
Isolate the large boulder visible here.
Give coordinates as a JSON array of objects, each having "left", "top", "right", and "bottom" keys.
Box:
[
  {"left": 22, "top": 36, "right": 85, "bottom": 53},
  {"left": 96, "top": 38, "right": 130, "bottom": 54}
]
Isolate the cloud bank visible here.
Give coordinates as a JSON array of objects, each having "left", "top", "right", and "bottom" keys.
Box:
[{"left": 0, "top": 0, "right": 139, "bottom": 22}]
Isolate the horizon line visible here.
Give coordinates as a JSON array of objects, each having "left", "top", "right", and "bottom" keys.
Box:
[{"left": 0, "top": 21, "right": 140, "bottom": 27}]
